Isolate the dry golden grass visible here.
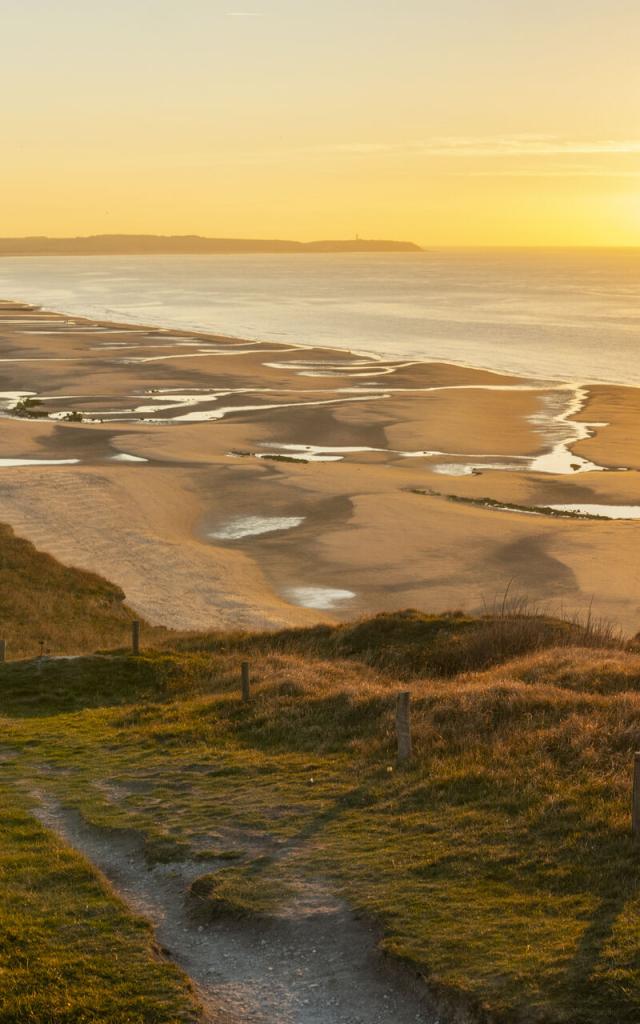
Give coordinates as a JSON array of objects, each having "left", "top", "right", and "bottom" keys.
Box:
[{"left": 0, "top": 523, "right": 172, "bottom": 659}]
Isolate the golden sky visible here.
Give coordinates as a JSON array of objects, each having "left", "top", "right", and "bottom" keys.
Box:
[{"left": 2, "top": 0, "right": 639, "bottom": 245}]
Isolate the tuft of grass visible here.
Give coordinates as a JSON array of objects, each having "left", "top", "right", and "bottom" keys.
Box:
[
  {"left": 193, "top": 848, "right": 244, "bottom": 862},
  {"left": 189, "top": 861, "right": 291, "bottom": 919},
  {"left": 142, "top": 833, "right": 193, "bottom": 865}
]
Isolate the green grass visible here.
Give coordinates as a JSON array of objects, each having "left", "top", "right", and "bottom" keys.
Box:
[
  {"left": 189, "top": 861, "right": 292, "bottom": 919},
  {"left": 2, "top": 642, "right": 640, "bottom": 1022},
  {"left": 0, "top": 652, "right": 214, "bottom": 717},
  {"left": 1, "top": 527, "right": 639, "bottom": 1022},
  {"left": 0, "top": 781, "right": 201, "bottom": 1023}
]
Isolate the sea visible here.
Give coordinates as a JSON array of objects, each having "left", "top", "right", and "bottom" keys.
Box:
[{"left": 0, "top": 248, "right": 638, "bottom": 386}]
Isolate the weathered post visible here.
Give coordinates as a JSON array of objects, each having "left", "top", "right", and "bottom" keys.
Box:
[
  {"left": 396, "top": 690, "right": 412, "bottom": 764},
  {"left": 633, "top": 753, "right": 640, "bottom": 844},
  {"left": 131, "top": 620, "right": 140, "bottom": 656},
  {"left": 0, "top": 640, "right": 5, "bottom": 663},
  {"left": 241, "top": 661, "right": 250, "bottom": 702}
]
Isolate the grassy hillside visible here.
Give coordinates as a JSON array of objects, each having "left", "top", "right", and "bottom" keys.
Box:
[
  {"left": 2, "top": 638, "right": 640, "bottom": 1021},
  {"left": 0, "top": 523, "right": 167, "bottom": 659},
  {"left": 0, "top": 526, "right": 639, "bottom": 1022}
]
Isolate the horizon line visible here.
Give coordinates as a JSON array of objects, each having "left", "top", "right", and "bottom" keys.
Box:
[{"left": 0, "top": 234, "right": 638, "bottom": 251}]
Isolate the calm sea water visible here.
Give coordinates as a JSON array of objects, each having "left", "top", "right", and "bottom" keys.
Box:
[{"left": 0, "top": 249, "right": 638, "bottom": 385}]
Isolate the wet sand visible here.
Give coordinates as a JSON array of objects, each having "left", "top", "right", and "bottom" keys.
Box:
[{"left": 1, "top": 299, "right": 640, "bottom": 634}]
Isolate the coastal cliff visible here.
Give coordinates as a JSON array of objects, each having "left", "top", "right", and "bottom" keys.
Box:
[{"left": 0, "top": 234, "right": 422, "bottom": 256}]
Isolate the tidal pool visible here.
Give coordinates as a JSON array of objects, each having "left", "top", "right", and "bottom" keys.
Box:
[
  {"left": 285, "top": 586, "right": 356, "bottom": 610},
  {"left": 210, "top": 516, "right": 305, "bottom": 540},
  {"left": 548, "top": 504, "right": 640, "bottom": 520},
  {"left": 0, "top": 458, "right": 80, "bottom": 467}
]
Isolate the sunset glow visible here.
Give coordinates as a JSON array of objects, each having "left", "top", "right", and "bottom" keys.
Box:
[{"left": 2, "top": 0, "right": 639, "bottom": 245}]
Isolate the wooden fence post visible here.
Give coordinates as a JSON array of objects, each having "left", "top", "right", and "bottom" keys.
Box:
[
  {"left": 633, "top": 752, "right": 640, "bottom": 844},
  {"left": 241, "top": 661, "right": 250, "bottom": 702},
  {"left": 0, "top": 640, "right": 5, "bottom": 663},
  {"left": 396, "top": 690, "right": 412, "bottom": 764},
  {"left": 131, "top": 620, "right": 140, "bottom": 656}
]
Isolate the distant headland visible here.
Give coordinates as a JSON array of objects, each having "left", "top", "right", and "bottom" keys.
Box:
[{"left": 0, "top": 235, "right": 422, "bottom": 256}]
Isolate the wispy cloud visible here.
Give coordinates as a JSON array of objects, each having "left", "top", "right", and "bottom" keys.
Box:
[
  {"left": 425, "top": 136, "right": 640, "bottom": 157},
  {"left": 455, "top": 167, "right": 640, "bottom": 179},
  {"left": 289, "top": 136, "right": 640, "bottom": 179},
  {"left": 308, "top": 136, "right": 640, "bottom": 158},
  {"left": 175, "top": 135, "right": 640, "bottom": 179}
]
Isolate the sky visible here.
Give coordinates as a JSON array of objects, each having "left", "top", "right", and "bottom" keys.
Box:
[{"left": 1, "top": 0, "right": 639, "bottom": 245}]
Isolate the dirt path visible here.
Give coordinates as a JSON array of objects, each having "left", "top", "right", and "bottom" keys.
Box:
[{"left": 33, "top": 795, "right": 441, "bottom": 1024}]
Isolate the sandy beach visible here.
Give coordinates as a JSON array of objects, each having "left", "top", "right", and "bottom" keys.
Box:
[{"left": 1, "top": 298, "right": 640, "bottom": 634}]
